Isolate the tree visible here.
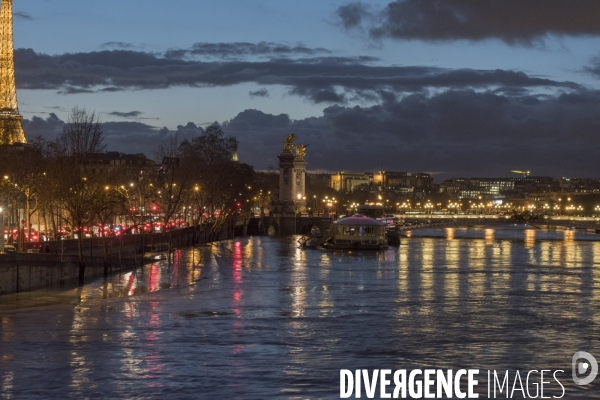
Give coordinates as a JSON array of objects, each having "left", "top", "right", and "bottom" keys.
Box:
[
  {"left": 92, "top": 183, "right": 129, "bottom": 270},
  {"left": 50, "top": 107, "right": 106, "bottom": 284},
  {"left": 54, "top": 106, "right": 105, "bottom": 158},
  {"left": 0, "top": 140, "right": 48, "bottom": 249},
  {"left": 179, "top": 125, "right": 253, "bottom": 241},
  {"left": 154, "top": 134, "right": 189, "bottom": 231}
]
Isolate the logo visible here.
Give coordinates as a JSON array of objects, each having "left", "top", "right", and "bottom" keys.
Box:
[{"left": 572, "top": 351, "right": 598, "bottom": 386}]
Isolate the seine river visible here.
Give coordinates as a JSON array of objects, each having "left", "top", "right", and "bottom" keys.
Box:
[{"left": 2, "top": 227, "right": 600, "bottom": 399}]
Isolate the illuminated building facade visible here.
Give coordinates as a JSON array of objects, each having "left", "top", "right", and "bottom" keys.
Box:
[{"left": 331, "top": 172, "right": 371, "bottom": 192}]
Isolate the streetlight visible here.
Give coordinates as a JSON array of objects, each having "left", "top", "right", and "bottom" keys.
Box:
[{"left": 0, "top": 207, "right": 3, "bottom": 253}]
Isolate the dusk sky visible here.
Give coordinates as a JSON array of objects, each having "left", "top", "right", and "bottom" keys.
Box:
[{"left": 12, "top": 0, "right": 600, "bottom": 179}]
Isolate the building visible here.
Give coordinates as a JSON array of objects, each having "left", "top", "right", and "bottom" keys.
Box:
[
  {"left": 307, "top": 173, "right": 332, "bottom": 189},
  {"left": 476, "top": 178, "right": 515, "bottom": 194},
  {"left": 331, "top": 172, "right": 371, "bottom": 192},
  {"left": 440, "top": 178, "right": 467, "bottom": 195},
  {"left": 332, "top": 171, "right": 433, "bottom": 193},
  {"left": 374, "top": 171, "right": 433, "bottom": 191},
  {"left": 87, "top": 152, "right": 157, "bottom": 179},
  {"left": 560, "top": 177, "right": 600, "bottom": 193},
  {"left": 441, "top": 176, "right": 559, "bottom": 200}
]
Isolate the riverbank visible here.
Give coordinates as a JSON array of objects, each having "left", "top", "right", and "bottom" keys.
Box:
[
  {"left": 0, "top": 222, "right": 246, "bottom": 296},
  {"left": 0, "top": 253, "right": 139, "bottom": 295}
]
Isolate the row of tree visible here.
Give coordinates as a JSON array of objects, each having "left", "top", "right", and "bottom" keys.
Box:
[{"left": 0, "top": 107, "right": 257, "bottom": 265}]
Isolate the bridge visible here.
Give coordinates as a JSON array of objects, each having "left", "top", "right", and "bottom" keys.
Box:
[
  {"left": 396, "top": 220, "right": 480, "bottom": 231},
  {"left": 395, "top": 215, "right": 600, "bottom": 232}
]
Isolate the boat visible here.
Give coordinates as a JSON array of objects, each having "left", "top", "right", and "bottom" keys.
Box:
[
  {"left": 386, "top": 229, "right": 400, "bottom": 245},
  {"left": 326, "top": 215, "right": 387, "bottom": 249},
  {"left": 298, "top": 226, "right": 329, "bottom": 248}
]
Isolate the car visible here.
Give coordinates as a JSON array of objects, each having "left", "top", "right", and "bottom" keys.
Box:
[{"left": 3, "top": 244, "right": 16, "bottom": 253}]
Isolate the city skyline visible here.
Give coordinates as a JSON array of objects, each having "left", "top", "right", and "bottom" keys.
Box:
[{"left": 10, "top": 0, "right": 600, "bottom": 179}]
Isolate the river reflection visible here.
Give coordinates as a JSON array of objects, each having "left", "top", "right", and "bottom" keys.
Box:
[{"left": 1, "top": 232, "right": 600, "bottom": 398}]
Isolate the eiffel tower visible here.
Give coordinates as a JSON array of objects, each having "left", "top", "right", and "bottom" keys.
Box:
[{"left": 0, "top": 0, "right": 25, "bottom": 144}]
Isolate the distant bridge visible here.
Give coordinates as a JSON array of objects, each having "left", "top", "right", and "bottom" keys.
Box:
[
  {"left": 395, "top": 219, "right": 511, "bottom": 231},
  {"left": 396, "top": 218, "right": 600, "bottom": 232},
  {"left": 398, "top": 221, "right": 462, "bottom": 231}
]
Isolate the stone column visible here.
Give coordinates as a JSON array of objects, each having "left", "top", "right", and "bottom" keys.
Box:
[
  {"left": 278, "top": 151, "right": 295, "bottom": 203},
  {"left": 292, "top": 157, "right": 307, "bottom": 213}
]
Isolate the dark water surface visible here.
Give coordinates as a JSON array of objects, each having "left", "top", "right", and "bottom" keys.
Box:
[{"left": 2, "top": 228, "right": 600, "bottom": 399}]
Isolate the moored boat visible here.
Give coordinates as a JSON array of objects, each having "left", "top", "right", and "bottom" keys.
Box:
[
  {"left": 327, "top": 215, "right": 387, "bottom": 249},
  {"left": 298, "top": 225, "right": 329, "bottom": 248}
]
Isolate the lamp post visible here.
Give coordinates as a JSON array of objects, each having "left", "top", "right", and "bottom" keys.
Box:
[{"left": 0, "top": 207, "right": 4, "bottom": 253}]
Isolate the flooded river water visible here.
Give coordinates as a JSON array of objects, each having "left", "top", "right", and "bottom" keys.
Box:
[{"left": 2, "top": 227, "right": 600, "bottom": 399}]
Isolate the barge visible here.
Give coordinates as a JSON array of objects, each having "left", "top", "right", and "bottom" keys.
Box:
[{"left": 327, "top": 215, "right": 387, "bottom": 249}]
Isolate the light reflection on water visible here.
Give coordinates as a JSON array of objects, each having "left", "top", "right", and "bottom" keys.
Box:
[{"left": 0, "top": 231, "right": 600, "bottom": 398}]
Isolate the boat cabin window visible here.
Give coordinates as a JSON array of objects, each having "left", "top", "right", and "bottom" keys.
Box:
[{"left": 335, "top": 225, "right": 378, "bottom": 235}]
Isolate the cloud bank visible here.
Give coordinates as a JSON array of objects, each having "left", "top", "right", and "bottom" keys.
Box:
[
  {"left": 15, "top": 47, "right": 580, "bottom": 104},
  {"left": 16, "top": 40, "right": 600, "bottom": 178},
  {"left": 23, "top": 88, "right": 600, "bottom": 179},
  {"left": 164, "top": 41, "right": 332, "bottom": 60},
  {"left": 337, "top": 0, "right": 600, "bottom": 45}
]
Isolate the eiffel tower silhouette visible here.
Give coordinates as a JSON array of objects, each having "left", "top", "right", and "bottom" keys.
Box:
[{"left": 0, "top": 0, "right": 26, "bottom": 144}]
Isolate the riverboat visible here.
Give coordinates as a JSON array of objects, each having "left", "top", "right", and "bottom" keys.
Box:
[{"left": 327, "top": 215, "right": 387, "bottom": 249}]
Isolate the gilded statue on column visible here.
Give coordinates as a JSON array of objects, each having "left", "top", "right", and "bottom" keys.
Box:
[
  {"left": 294, "top": 144, "right": 308, "bottom": 159},
  {"left": 283, "top": 134, "right": 296, "bottom": 153}
]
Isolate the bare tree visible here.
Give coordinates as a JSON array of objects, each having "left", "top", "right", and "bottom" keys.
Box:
[
  {"left": 179, "top": 125, "right": 252, "bottom": 241},
  {"left": 51, "top": 106, "right": 106, "bottom": 285},
  {"left": 154, "top": 134, "right": 189, "bottom": 231},
  {"left": 54, "top": 106, "right": 105, "bottom": 159},
  {"left": 0, "top": 140, "right": 49, "bottom": 250},
  {"left": 93, "top": 183, "right": 129, "bottom": 275}
]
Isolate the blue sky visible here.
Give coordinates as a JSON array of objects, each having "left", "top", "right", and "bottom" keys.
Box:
[{"left": 12, "top": 0, "right": 600, "bottom": 178}]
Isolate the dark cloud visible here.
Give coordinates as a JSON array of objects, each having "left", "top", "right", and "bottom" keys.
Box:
[
  {"left": 584, "top": 55, "right": 600, "bottom": 78},
  {"left": 57, "top": 87, "right": 95, "bottom": 95},
  {"left": 337, "top": 3, "right": 371, "bottom": 30},
  {"left": 14, "top": 11, "right": 33, "bottom": 21},
  {"left": 249, "top": 88, "right": 270, "bottom": 98},
  {"left": 102, "top": 121, "right": 202, "bottom": 156},
  {"left": 103, "top": 121, "right": 165, "bottom": 156},
  {"left": 288, "top": 86, "right": 347, "bottom": 104},
  {"left": 224, "top": 110, "right": 291, "bottom": 132},
  {"left": 23, "top": 88, "right": 600, "bottom": 178},
  {"left": 101, "top": 42, "right": 136, "bottom": 49},
  {"left": 43, "top": 105, "right": 67, "bottom": 111},
  {"left": 107, "top": 111, "right": 144, "bottom": 118},
  {"left": 337, "top": 0, "right": 600, "bottom": 45},
  {"left": 174, "top": 122, "right": 205, "bottom": 140},
  {"left": 21, "top": 114, "right": 200, "bottom": 158},
  {"left": 22, "top": 113, "right": 63, "bottom": 141},
  {"left": 164, "top": 41, "right": 332, "bottom": 60},
  {"left": 223, "top": 90, "right": 600, "bottom": 179},
  {"left": 100, "top": 87, "right": 125, "bottom": 93},
  {"left": 14, "top": 48, "right": 580, "bottom": 104}
]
